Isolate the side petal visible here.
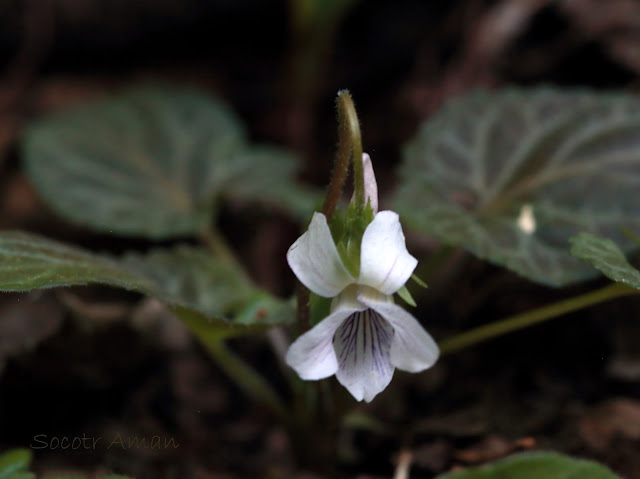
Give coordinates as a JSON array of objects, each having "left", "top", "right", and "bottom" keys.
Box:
[
  {"left": 285, "top": 307, "right": 355, "bottom": 380},
  {"left": 334, "top": 309, "right": 395, "bottom": 402},
  {"left": 359, "top": 211, "right": 417, "bottom": 295},
  {"left": 287, "top": 212, "right": 354, "bottom": 297},
  {"left": 364, "top": 301, "right": 439, "bottom": 373}
]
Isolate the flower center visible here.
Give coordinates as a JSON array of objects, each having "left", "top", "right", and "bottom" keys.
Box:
[{"left": 330, "top": 284, "right": 394, "bottom": 313}]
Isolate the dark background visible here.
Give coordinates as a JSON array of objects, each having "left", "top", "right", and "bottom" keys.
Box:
[{"left": 0, "top": 1, "right": 639, "bottom": 478}]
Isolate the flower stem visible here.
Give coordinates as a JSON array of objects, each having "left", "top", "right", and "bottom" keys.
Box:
[
  {"left": 301, "top": 90, "right": 363, "bottom": 330},
  {"left": 439, "top": 282, "right": 638, "bottom": 355},
  {"left": 174, "top": 307, "right": 289, "bottom": 421},
  {"left": 322, "top": 89, "right": 363, "bottom": 218},
  {"left": 192, "top": 227, "right": 292, "bottom": 419},
  {"left": 205, "top": 339, "right": 289, "bottom": 421},
  {"left": 296, "top": 281, "right": 311, "bottom": 332}
]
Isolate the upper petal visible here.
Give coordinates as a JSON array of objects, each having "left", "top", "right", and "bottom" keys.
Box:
[
  {"left": 358, "top": 211, "right": 417, "bottom": 295},
  {"left": 333, "top": 308, "right": 395, "bottom": 402},
  {"left": 351, "top": 153, "right": 378, "bottom": 213},
  {"left": 362, "top": 153, "right": 379, "bottom": 214},
  {"left": 285, "top": 307, "right": 356, "bottom": 380},
  {"left": 287, "top": 212, "right": 354, "bottom": 297},
  {"left": 364, "top": 301, "right": 439, "bottom": 373}
]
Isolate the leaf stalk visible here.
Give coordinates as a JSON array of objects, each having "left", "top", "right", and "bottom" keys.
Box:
[{"left": 440, "top": 282, "right": 638, "bottom": 354}]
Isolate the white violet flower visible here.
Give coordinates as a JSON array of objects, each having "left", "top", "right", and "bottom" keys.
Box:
[{"left": 285, "top": 154, "right": 439, "bottom": 402}]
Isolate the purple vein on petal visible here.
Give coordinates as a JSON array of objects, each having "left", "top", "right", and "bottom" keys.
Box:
[
  {"left": 379, "top": 253, "right": 399, "bottom": 290},
  {"left": 334, "top": 309, "right": 394, "bottom": 375}
]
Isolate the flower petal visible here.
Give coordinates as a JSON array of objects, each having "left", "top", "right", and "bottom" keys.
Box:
[
  {"left": 359, "top": 211, "right": 417, "bottom": 295},
  {"left": 351, "top": 153, "right": 378, "bottom": 213},
  {"left": 333, "top": 309, "right": 395, "bottom": 402},
  {"left": 364, "top": 301, "right": 439, "bottom": 373},
  {"left": 287, "top": 212, "right": 354, "bottom": 297},
  {"left": 285, "top": 307, "right": 356, "bottom": 380},
  {"left": 362, "top": 153, "right": 379, "bottom": 214}
]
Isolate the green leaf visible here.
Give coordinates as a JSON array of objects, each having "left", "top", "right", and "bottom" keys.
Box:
[
  {"left": 218, "top": 146, "right": 319, "bottom": 218},
  {"left": 232, "top": 292, "right": 295, "bottom": 327},
  {"left": 0, "top": 232, "right": 150, "bottom": 292},
  {"left": 44, "top": 476, "right": 131, "bottom": 479},
  {"left": 23, "top": 85, "right": 316, "bottom": 239},
  {"left": 6, "top": 474, "right": 35, "bottom": 479},
  {"left": 123, "top": 247, "right": 293, "bottom": 329},
  {"left": 121, "top": 245, "right": 252, "bottom": 318},
  {"left": 437, "top": 452, "right": 619, "bottom": 479},
  {"left": 395, "top": 88, "right": 640, "bottom": 286},
  {"left": 0, "top": 232, "right": 293, "bottom": 328},
  {"left": 570, "top": 232, "right": 640, "bottom": 288},
  {"left": 0, "top": 450, "right": 31, "bottom": 479}
]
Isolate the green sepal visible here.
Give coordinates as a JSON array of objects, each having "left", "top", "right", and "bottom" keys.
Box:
[
  {"left": 396, "top": 285, "right": 416, "bottom": 307},
  {"left": 329, "top": 202, "right": 375, "bottom": 277},
  {"left": 411, "top": 274, "right": 428, "bottom": 288}
]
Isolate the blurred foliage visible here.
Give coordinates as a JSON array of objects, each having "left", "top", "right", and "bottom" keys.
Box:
[
  {"left": 571, "top": 232, "right": 640, "bottom": 288},
  {"left": 0, "top": 232, "right": 293, "bottom": 331},
  {"left": 23, "top": 86, "right": 318, "bottom": 239},
  {"left": 0, "top": 448, "right": 132, "bottom": 479},
  {"left": 395, "top": 88, "right": 640, "bottom": 286},
  {"left": 437, "top": 451, "right": 619, "bottom": 479},
  {"left": 0, "top": 85, "right": 312, "bottom": 330}
]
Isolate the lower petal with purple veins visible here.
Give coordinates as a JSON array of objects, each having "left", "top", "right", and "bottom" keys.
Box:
[{"left": 333, "top": 309, "right": 395, "bottom": 402}]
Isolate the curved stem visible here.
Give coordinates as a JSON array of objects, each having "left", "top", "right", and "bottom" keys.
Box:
[
  {"left": 338, "top": 90, "right": 364, "bottom": 212},
  {"left": 322, "top": 90, "right": 363, "bottom": 218},
  {"left": 303, "top": 90, "right": 363, "bottom": 331},
  {"left": 440, "top": 282, "right": 638, "bottom": 355}
]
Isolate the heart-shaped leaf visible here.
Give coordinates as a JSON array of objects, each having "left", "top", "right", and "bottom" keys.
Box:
[
  {"left": 394, "top": 88, "right": 640, "bottom": 286},
  {"left": 570, "top": 232, "right": 640, "bottom": 288},
  {"left": 437, "top": 451, "right": 619, "bottom": 479},
  {"left": 0, "top": 232, "right": 292, "bottom": 329},
  {"left": 23, "top": 86, "right": 316, "bottom": 239}
]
